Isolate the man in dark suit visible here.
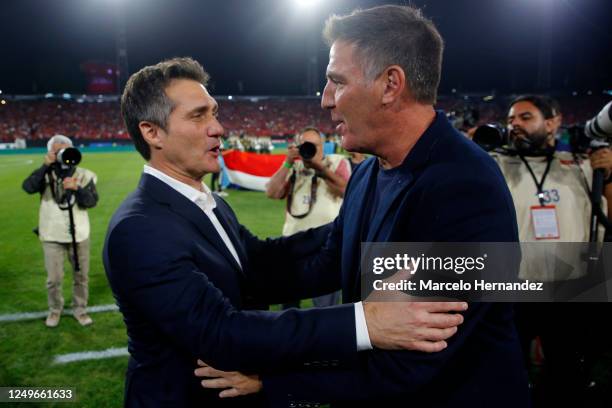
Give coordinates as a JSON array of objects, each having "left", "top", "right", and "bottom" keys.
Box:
[
  {"left": 104, "top": 57, "right": 467, "bottom": 407},
  {"left": 197, "top": 5, "right": 529, "bottom": 407}
]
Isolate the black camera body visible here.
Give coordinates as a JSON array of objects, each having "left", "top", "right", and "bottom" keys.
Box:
[
  {"left": 566, "top": 125, "right": 609, "bottom": 154},
  {"left": 298, "top": 141, "right": 317, "bottom": 160},
  {"left": 472, "top": 123, "right": 509, "bottom": 152},
  {"left": 567, "top": 101, "right": 612, "bottom": 154}
]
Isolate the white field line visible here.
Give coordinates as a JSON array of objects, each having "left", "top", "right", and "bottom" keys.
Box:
[
  {"left": 53, "top": 347, "right": 129, "bottom": 364},
  {"left": 0, "top": 159, "right": 33, "bottom": 168},
  {"left": 0, "top": 303, "right": 118, "bottom": 323}
]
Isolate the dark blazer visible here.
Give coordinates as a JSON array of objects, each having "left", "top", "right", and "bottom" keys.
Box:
[
  {"left": 262, "top": 112, "right": 530, "bottom": 407},
  {"left": 102, "top": 174, "right": 357, "bottom": 407}
]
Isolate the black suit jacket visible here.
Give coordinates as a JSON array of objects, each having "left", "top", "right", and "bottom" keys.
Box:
[
  {"left": 103, "top": 174, "right": 357, "bottom": 407},
  {"left": 261, "top": 112, "right": 530, "bottom": 407}
]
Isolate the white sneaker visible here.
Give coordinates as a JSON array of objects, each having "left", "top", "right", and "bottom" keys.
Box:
[
  {"left": 74, "top": 313, "right": 93, "bottom": 326},
  {"left": 45, "top": 312, "right": 61, "bottom": 328}
]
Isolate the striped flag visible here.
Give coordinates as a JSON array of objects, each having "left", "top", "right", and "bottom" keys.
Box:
[{"left": 222, "top": 150, "right": 286, "bottom": 191}]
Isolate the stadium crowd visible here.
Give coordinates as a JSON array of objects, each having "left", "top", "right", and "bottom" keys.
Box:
[
  {"left": 1, "top": 94, "right": 609, "bottom": 143},
  {"left": 0, "top": 100, "right": 127, "bottom": 142}
]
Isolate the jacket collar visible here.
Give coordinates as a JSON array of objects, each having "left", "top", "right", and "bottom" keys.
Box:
[
  {"left": 361, "top": 111, "right": 452, "bottom": 241},
  {"left": 138, "top": 173, "right": 245, "bottom": 276}
]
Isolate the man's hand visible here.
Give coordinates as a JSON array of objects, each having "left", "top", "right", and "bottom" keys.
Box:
[
  {"left": 62, "top": 177, "right": 79, "bottom": 191},
  {"left": 195, "top": 360, "right": 262, "bottom": 398},
  {"left": 590, "top": 148, "right": 612, "bottom": 179},
  {"left": 363, "top": 301, "right": 467, "bottom": 352},
  {"left": 303, "top": 155, "right": 326, "bottom": 172},
  {"left": 285, "top": 144, "right": 300, "bottom": 165},
  {"left": 44, "top": 151, "right": 56, "bottom": 166}
]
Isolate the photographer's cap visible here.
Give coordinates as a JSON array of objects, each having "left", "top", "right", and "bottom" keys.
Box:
[{"left": 47, "top": 134, "right": 73, "bottom": 152}]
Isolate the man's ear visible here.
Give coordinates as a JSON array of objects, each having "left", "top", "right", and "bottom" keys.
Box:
[
  {"left": 139, "top": 121, "right": 164, "bottom": 151},
  {"left": 544, "top": 117, "right": 556, "bottom": 135},
  {"left": 380, "top": 65, "right": 406, "bottom": 105}
]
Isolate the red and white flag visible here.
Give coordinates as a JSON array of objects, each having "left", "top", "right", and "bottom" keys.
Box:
[{"left": 222, "top": 150, "right": 286, "bottom": 191}]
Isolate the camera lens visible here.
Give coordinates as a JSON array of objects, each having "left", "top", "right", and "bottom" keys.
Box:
[
  {"left": 298, "top": 142, "right": 317, "bottom": 160},
  {"left": 57, "top": 147, "right": 82, "bottom": 166},
  {"left": 473, "top": 124, "right": 506, "bottom": 152}
]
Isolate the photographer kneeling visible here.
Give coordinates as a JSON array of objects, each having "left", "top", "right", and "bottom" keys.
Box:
[{"left": 22, "top": 135, "right": 98, "bottom": 328}]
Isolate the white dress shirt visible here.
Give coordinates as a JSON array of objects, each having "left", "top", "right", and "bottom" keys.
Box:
[{"left": 143, "top": 165, "right": 372, "bottom": 351}]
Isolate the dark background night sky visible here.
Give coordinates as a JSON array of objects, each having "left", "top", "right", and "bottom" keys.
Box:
[{"left": 0, "top": 0, "right": 610, "bottom": 95}]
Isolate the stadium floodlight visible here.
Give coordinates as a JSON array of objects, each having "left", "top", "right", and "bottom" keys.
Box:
[{"left": 294, "top": 0, "right": 321, "bottom": 8}]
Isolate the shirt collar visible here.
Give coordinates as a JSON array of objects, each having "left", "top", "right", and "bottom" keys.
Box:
[{"left": 143, "top": 164, "right": 216, "bottom": 211}]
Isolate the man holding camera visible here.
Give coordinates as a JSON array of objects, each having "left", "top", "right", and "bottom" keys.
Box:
[
  {"left": 496, "top": 95, "right": 612, "bottom": 243},
  {"left": 266, "top": 127, "right": 350, "bottom": 307},
  {"left": 22, "top": 135, "right": 98, "bottom": 327},
  {"left": 492, "top": 95, "right": 612, "bottom": 406}
]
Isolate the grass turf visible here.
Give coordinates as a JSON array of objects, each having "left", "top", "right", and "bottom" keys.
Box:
[
  {"left": 0, "top": 150, "right": 294, "bottom": 407},
  {"left": 2, "top": 150, "right": 610, "bottom": 406}
]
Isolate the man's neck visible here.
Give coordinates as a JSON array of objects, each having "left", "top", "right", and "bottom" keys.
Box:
[
  {"left": 147, "top": 159, "right": 204, "bottom": 191},
  {"left": 376, "top": 104, "right": 436, "bottom": 170}
]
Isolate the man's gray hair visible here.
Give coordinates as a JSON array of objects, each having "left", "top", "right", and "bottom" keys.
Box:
[
  {"left": 47, "top": 134, "right": 73, "bottom": 152},
  {"left": 121, "top": 57, "right": 210, "bottom": 160},
  {"left": 323, "top": 5, "right": 444, "bottom": 104}
]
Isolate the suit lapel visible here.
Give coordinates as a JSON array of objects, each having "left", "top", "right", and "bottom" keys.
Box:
[
  {"left": 139, "top": 174, "right": 244, "bottom": 276},
  {"left": 212, "top": 198, "right": 248, "bottom": 274},
  {"left": 366, "top": 169, "right": 414, "bottom": 242},
  {"left": 342, "top": 160, "right": 379, "bottom": 300},
  {"left": 344, "top": 160, "right": 415, "bottom": 298},
  {"left": 346, "top": 112, "right": 449, "bottom": 297}
]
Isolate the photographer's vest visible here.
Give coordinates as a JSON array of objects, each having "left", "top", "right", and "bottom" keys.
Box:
[
  {"left": 282, "top": 154, "right": 350, "bottom": 236},
  {"left": 491, "top": 152, "right": 607, "bottom": 281},
  {"left": 38, "top": 167, "right": 97, "bottom": 243}
]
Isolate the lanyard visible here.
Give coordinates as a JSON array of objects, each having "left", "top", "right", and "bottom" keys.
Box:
[{"left": 520, "top": 154, "right": 553, "bottom": 207}]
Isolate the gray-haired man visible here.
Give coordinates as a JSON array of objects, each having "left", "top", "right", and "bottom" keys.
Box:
[
  {"left": 197, "top": 5, "right": 528, "bottom": 407},
  {"left": 23, "top": 135, "right": 98, "bottom": 327}
]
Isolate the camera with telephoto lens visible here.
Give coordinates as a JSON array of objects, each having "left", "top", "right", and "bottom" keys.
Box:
[
  {"left": 57, "top": 147, "right": 81, "bottom": 166},
  {"left": 298, "top": 141, "right": 317, "bottom": 160},
  {"left": 53, "top": 147, "right": 82, "bottom": 179},
  {"left": 567, "top": 101, "right": 612, "bottom": 154}
]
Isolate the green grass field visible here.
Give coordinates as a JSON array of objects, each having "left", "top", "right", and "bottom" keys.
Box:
[
  {"left": 0, "top": 150, "right": 294, "bottom": 407},
  {"left": 3, "top": 150, "right": 611, "bottom": 407}
]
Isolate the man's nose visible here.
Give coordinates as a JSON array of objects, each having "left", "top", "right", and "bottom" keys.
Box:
[
  {"left": 209, "top": 119, "right": 225, "bottom": 138},
  {"left": 321, "top": 82, "right": 334, "bottom": 110}
]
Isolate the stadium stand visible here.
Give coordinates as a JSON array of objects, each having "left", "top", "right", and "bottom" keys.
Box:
[{"left": 1, "top": 94, "right": 609, "bottom": 144}]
